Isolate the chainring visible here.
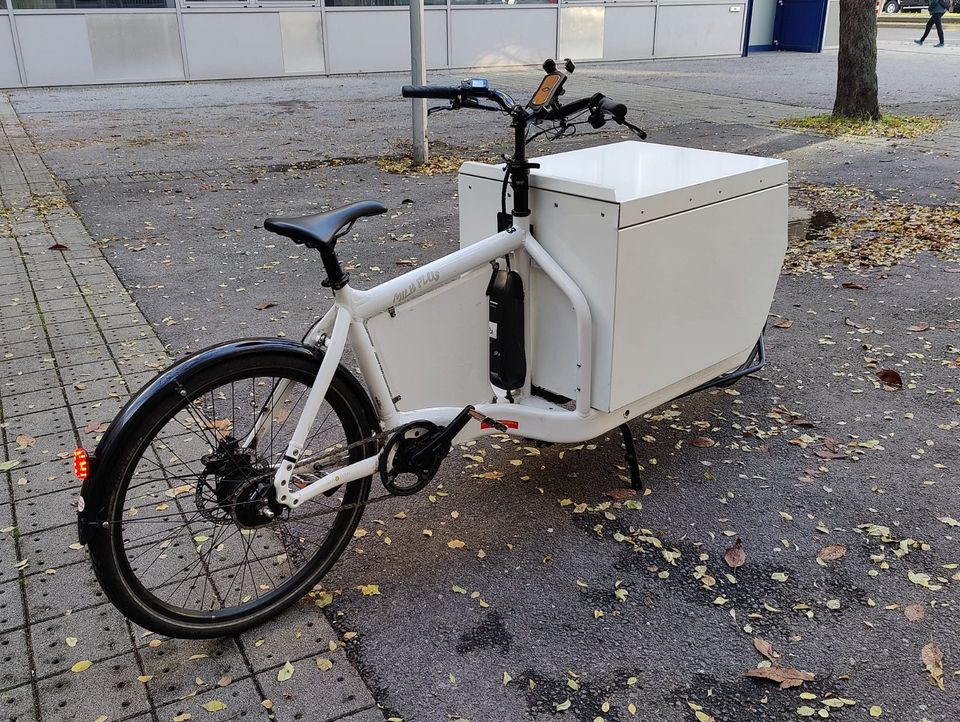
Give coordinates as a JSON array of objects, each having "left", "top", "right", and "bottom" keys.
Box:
[{"left": 378, "top": 421, "right": 443, "bottom": 496}]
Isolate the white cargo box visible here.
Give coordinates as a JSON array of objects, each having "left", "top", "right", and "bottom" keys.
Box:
[{"left": 459, "top": 141, "right": 788, "bottom": 413}]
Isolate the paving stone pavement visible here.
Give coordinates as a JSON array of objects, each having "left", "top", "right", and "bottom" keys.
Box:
[{"left": 0, "top": 94, "right": 385, "bottom": 722}]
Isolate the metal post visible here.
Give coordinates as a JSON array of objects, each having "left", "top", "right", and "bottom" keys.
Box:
[{"left": 409, "top": 0, "right": 428, "bottom": 165}]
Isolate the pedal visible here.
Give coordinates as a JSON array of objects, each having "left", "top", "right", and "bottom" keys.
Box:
[{"left": 467, "top": 409, "right": 508, "bottom": 433}]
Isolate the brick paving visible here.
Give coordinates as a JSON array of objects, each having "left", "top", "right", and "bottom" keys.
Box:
[{"left": 0, "top": 93, "right": 384, "bottom": 722}]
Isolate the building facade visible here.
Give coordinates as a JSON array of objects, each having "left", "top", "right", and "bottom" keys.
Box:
[{"left": 0, "top": 0, "right": 838, "bottom": 89}]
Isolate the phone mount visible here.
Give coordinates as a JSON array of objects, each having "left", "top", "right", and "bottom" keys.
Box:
[{"left": 527, "top": 58, "right": 575, "bottom": 112}]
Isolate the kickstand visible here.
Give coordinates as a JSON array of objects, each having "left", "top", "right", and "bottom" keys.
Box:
[{"left": 619, "top": 423, "right": 643, "bottom": 492}]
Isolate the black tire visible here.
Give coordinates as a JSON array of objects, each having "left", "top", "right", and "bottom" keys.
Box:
[
  {"left": 88, "top": 350, "right": 375, "bottom": 638},
  {"left": 882, "top": 0, "right": 899, "bottom": 11}
]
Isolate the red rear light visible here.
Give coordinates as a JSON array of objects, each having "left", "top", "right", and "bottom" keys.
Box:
[{"left": 74, "top": 448, "right": 90, "bottom": 481}]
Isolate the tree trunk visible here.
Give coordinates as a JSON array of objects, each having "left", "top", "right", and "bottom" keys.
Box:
[{"left": 833, "top": 0, "right": 880, "bottom": 120}]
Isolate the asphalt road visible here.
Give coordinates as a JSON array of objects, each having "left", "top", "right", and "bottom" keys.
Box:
[{"left": 9, "top": 41, "right": 960, "bottom": 722}]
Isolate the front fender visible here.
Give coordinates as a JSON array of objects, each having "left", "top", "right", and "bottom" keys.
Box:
[{"left": 76, "top": 338, "right": 378, "bottom": 543}]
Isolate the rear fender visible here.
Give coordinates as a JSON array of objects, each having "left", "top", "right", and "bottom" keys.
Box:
[{"left": 76, "top": 338, "right": 378, "bottom": 543}]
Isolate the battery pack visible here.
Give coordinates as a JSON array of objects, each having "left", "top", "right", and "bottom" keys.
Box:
[{"left": 486, "top": 266, "right": 526, "bottom": 391}]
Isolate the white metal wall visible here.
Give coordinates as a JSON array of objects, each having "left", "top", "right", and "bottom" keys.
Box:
[{"left": 1, "top": 1, "right": 753, "bottom": 89}]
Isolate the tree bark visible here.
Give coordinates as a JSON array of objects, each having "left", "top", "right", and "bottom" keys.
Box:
[{"left": 833, "top": 0, "right": 880, "bottom": 120}]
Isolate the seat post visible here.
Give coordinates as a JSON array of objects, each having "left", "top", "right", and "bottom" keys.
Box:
[{"left": 320, "top": 246, "right": 349, "bottom": 291}]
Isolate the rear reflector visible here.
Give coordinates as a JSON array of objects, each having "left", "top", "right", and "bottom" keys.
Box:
[{"left": 73, "top": 448, "right": 90, "bottom": 481}]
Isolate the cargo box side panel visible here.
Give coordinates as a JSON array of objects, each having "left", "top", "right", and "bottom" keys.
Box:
[
  {"left": 608, "top": 185, "right": 787, "bottom": 410},
  {"left": 364, "top": 268, "right": 492, "bottom": 412}
]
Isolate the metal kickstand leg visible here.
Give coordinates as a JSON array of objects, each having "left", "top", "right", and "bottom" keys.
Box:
[{"left": 619, "top": 423, "right": 643, "bottom": 492}]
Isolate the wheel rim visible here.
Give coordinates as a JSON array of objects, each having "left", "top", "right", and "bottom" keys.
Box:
[{"left": 108, "top": 365, "right": 369, "bottom": 625}]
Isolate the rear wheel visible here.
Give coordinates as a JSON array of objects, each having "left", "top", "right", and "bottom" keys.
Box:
[
  {"left": 882, "top": 0, "right": 899, "bottom": 11},
  {"left": 88, "top": 350, "right": 375, "bottom": 638}
]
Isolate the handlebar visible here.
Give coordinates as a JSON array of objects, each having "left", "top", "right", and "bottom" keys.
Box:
[
  {"left": 402, "top": 85, "right": 460, "bottom": 100},
  {"left": 402, "top": 84, "right": 644, "bottom": 138},
  {"left": 402, "top": 84, "right": 515, "bottom": 112}
]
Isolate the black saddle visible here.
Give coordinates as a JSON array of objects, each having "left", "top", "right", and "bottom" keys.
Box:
[{"left": 264, "top": 200, "right": 387, "bottom": 249}]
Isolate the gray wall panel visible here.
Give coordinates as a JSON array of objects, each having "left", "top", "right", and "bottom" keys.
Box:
[
  {"left": 325, "top": 9, "right": 446, "bottom": 74},
  {"left": 603, "top": 5, "right": 655, "bottom": 60},
  {"left": 0, "top": 17, "right": 20, "bottom": 88},
  {"left": 16, "top": 14, "right": 95, "bottom": 86},
  {"left": 748, "top": 0, "right": 776, "bottom": 46},
  {"left": 560, "top": 6, "right": 604, "bottom": 62},
  {"left": 182, "top": 12, "right": 284, "bottom": 80},
  {"left": 655, "top": 3, "right": 745, "bottom": 57},
  {"left": 823, "top": 0, "right": 839, "bottom": 49},
  {"left": 450, "top": 7, "right": 557, "bottom": 67},
  {"left": 280, "top": 11, "right": 324, "bottom": 74},
  {"left": 87, "top": 13, "right": 183, "bottom": 83}
]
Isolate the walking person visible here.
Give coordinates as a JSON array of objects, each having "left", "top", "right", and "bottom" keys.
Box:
[{"left": 914, "top": 0, "right": 949, "bottom": 47}]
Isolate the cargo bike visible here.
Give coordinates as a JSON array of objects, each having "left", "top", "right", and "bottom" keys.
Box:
[{"left": 76, "top": 62, "right": 789, "bottom": 637}]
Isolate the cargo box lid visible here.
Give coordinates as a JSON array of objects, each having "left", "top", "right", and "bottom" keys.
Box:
[{"left": 460, "top": 140, "right": 788, "bottom": 227}]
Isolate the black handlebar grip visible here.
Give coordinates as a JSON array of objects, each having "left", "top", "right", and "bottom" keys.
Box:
[
  {"left": 401, "top": 85, "right": 460, "bottom": 99},
  {"left": 597, "top": 97, "right": 627, "bottom": 121}
]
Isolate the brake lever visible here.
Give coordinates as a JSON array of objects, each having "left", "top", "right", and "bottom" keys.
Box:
[
  {"left": 617, "top": 118, "right": 647, "bottom": 140},
  {"left": 427, "top": 104, "right": 452, "bottom": 116}
]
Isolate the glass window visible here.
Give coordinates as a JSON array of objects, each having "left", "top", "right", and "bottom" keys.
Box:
[
  {"left": 13, "top": 0, "right": 174, "bottom": 7},
  {"left": 325, "top": 0, "right": 446, "bottom": 6}
]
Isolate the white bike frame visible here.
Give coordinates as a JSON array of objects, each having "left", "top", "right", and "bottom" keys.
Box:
[{"left": 263, "top": 214, "right": 674, "bottom": 510}]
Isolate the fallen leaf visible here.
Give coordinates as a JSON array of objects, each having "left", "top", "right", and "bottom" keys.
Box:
[
  {"left": 875, "top": 369, "right": 903, "bottom": 389},
  {"left": 904, "top": 603, "right": 926, "bottom": 622},
  {"left": 65, "top": 637, "right": 77, "bottom": 647},
  {"left": 869, "top": 706, "right": 882, "bottom": 717},
  {"left": 217, "top": 676, "right": 232, "bottom": 687},
  {"left": 841, "top": 282, "right": 868, "bottom": 290},
  {"left": 921, "top": 642, "right": 944, "bottom": 690},
  {"left": 691, "top": 437, "right": 716, "bottom": 448},
  {"left": 817, "top": 544, "right": 847, "bottom": 562},
  {"left": 276, "top": 661, "right": 295, "bottom": 682},
  {"left": 0, "top": 460, "right": 22, "bottom": 472},
  {"left": 201, "top": 700, "right": 227, "bottom": 713},
  {"left": 753, "top": 637, "right": 781, "bottom": 662},
  {"left": 357, "top": 584, "right": 380, "bottom": 596},
  {"left": 724, "top": 539, "right": 746, "bottom": 569},
  {"left": 602, "top": 487, "right": 636, "bottom": 500},
  {"left": 743, "top": 666, "right": 815, "bottom": 689},
  {"left": 256, "top": 301, "right": 277, "bottom": 311},
  {"left": 694, "top": 711, "right": 716, "bottom": 722},
  {"left": 15, "top": 434, "right": 36, "bottom": 449},
  {"left": 71, "top": 660, "right": 93, "bottom": 673},
  {"left": 447, "top": 539, "right": 465, "bottom": 549},
  {"left": 772, "top": 319, "right": 794, "bottom": 329},
  {"left": 907, "top": 323, "right": 929, "bottom": 332},
  {"left": 83, "top": 421, "right": 108, "bottom": 434},
  {"left": 316, "top": 657, "right": 333, "bottom": 671}
]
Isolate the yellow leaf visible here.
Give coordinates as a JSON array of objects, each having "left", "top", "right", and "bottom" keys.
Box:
[
  {"left": 695, "top": 711, "right": 716, "bottom": 722},
  {"left": 65, "top": 637, "right": 78, "bottom": 647},
  {"left": 316, "top": 657, "right": 333, "bottom": 671},
  {"left": 357, "top": 584, "right": 380, "bottom": 596},
  {"left": 137, "top": 675, "right": 153, "bottom": 682},
  {"left": 261, "top": 700, "right": 273, "bottom": 710},
  {"left": 172, "top": 715, "right": 192, "bottom": 722},
  {"left": 447, "top": 539, "right": 465, "bottom": 549},
  {"left": 202, "top": 700, "right": 227, "bottom": 712},
  {"left": 276, "top": 661, "right": 295, "bottom": 682},
  {"left": 71, "top": 660, "right": 92, "bottom": 673},
  {"left": 502, "top": 672, "right": 512, "bottom": 685}
]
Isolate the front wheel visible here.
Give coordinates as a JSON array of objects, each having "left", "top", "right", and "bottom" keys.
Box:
[
  {"left": 882, "top": 0, "right": 899, "bottom": 12},
  {"left": 87, "top": 350, "right": 376, "bottom": 638}
]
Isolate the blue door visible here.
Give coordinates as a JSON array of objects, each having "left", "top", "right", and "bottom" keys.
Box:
[{"left": 773, "top": 0, "right": 829, "bottom": 52}]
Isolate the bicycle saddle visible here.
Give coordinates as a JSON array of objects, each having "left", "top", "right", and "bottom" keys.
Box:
[{"left": 264, "top": 201, "right": 387, "bottom": 249}]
